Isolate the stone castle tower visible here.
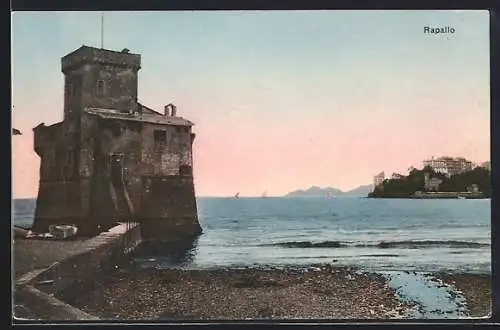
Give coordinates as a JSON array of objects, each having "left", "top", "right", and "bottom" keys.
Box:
[{"left": 32, "top": 45, "right": 202, "bottom": 239}]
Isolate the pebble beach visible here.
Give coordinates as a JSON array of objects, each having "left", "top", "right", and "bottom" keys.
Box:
[{"left": 69, "top": 264, "right": 491, "bottom": 320}]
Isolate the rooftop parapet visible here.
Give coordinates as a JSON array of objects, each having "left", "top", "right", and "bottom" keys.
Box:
[
  {"left": 84, "top": 107, "right": 194, "bottom": 127},
  {"left": 61, "top": 45, "right": 141, "bottom": 73}
]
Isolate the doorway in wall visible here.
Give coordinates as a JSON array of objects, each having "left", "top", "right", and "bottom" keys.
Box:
[{"left": 109, "top": 153, "right": 125, "bottom": 185}]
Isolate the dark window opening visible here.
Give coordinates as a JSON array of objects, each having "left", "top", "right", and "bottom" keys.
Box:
[
  {"left": 110, "top": 154, "right": 124, "bottom": 185},
  {"left": 97, "top": 80, "right": 105, "bottom": 96},
  {"left": 179, "top": 165, "right": 192, "bottom": 176},
  {"left": 154, "top": 130, "right": 167, "bottom": 146}
]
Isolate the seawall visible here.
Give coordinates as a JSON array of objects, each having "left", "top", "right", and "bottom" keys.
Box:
[{"left": 14, "top": 222, "right": 143, "bottom": 321}]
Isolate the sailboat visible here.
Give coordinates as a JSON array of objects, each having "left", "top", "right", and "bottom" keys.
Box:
[
  {"left": 234, "top": 192, "right": 240, "bottom": 199},
  {"left": 262, "top": 190, "right": 267, "bottom": 198}
]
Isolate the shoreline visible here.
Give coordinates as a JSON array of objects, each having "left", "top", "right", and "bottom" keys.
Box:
[
  {"left": 367, "top": 197, "right": 489, "bottom": 200},
  {"left": 70, "top": 264, "right": 491, "bottom": 320},
  {"left": 367, "top": 196, "right": 488, "bottom": 200},
  {"left": 367, "top": 192, "right": 488, "bottom": 199}
]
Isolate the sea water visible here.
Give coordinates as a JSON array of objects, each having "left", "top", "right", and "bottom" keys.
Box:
[
  {"left": 14, "top": 196, "right": 490, "bottom": 273},
  {"left": 13, "top": 196, "right": 491, "bottom": 318}
]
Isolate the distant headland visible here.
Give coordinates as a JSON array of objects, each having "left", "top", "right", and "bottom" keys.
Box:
[
  {"left": 285, "top": 185, "right": 373, "bottom": 198},
  {"left": 369, "top": 163, "right": 490, "bottom": 199}
]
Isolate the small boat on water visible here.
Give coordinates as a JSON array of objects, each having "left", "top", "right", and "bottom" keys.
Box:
[
  {"left": 457, "top": 196, "right": 466, "bottom": 200},
  {"left": 262, "top": 190, "right": 267, "bottom": 198},
  {"left": 234, "top": 192, "right": 240, "bottom": 199}
]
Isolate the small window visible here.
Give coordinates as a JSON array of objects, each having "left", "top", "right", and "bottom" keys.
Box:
[
  {"left": 96, "top": 80, "right": 105, "bottom": 95},
  {"left": 179, "top": 165, "right": 192, "bottom": 176},
  {"left": 154, "top": 130, "right": 167, "bottom": 146}
]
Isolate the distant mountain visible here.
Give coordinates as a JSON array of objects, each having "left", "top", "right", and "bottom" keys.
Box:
[
  {"left": 342, "top": 184, "right": 373, "bottom": 196},
  {"left": 285, "top": 184, "right": 373, "bottom": 197}
]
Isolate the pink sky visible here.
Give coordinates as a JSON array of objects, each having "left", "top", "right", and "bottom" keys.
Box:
[{"left": 11, "top": 11, "right": 490, "bottom": 198}]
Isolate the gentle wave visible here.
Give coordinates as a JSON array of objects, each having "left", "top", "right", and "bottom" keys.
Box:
[
  {"left": 371, "top": 240, "right": 490, "bottom": 249},
  {"left": 264, "top": 241, "right": 347, "bottom": 248},
  {"left": 263, "top": 240, "right": 490, "bottom": 249}
]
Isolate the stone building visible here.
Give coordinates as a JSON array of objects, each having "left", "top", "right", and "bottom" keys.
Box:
[
  {"left": 32, "top": 45, "right": 202, "bottom": 239},
  {"left": 423, "top": 156, "right": 473, "bottom": 177}
]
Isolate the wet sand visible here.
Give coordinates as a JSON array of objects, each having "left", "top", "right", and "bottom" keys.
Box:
[
  {"left": 71, "top": 265, "right": 413, "bottom": 320},
  {"left": 435, "top": 272, "right": 491, "bottom": 318}
]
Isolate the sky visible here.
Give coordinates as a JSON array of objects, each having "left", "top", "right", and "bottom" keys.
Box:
[{"left": 11, "top": 10, "right": 490, "bottom": 198}]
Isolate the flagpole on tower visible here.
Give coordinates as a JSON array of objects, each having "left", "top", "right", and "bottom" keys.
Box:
[{"left": 100, "top": 12, "right": 104, "bottom": 49}]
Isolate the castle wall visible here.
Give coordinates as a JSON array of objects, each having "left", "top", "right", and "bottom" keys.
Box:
[
  {"left": 32, "top": 46, "right": 200, "bottom": 239},
  {"left": 140, "top": 176, "right": 200, "bottom": 239},
  {"left": 84, "top": 117, "right": 199, "bottom": 239},
  {"left": 63, "top": 70, "right": 84, "bottom": 122},
  {"left": 34, "top": 181, "right": 82, "bottom": 218},
  {"left": 62, "top": 47, "right": 140, "bottom": 117},
  {"left": 33, "top": 123, "right": 77, "bottom": 182},
  {"left": 96, "top": 117, "right": 144, "bottom": 213},
  {"left": 139, "top": 123, "right": 199, "bottom": 239},
  {"left": 61, "top": 47, "right": 141, "bottom": 73},
  {"left": 89, "top": 118, "right": 200, "bottom": 239},
  {"left": 80, "top": 64, "right": 138, "bottom": 112},
  {"left": 32, "top": 122, "right": 88, "bottom": 233},
  {"left": 140, "top": 123, "right": 193, "bottom": 177}
]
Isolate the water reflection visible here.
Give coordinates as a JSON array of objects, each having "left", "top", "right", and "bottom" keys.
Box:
[{"left": 129, "top": 235, "right": 200, "bottom": 268}]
